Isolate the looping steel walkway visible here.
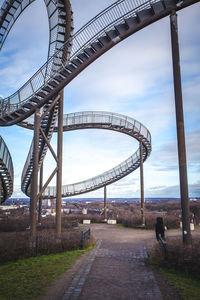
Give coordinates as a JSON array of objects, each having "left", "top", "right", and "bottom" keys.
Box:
[
  {"left": 21, "top": 111, "right": 151, "bottom": 198},
  {"left": 0, "top": 0, "right": 198, "bottom": 200}
]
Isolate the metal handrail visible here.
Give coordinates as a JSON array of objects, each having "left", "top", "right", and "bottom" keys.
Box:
[
  {"left": 0, "top": 135, "right": 14, "bottom": 201},
  {"left": 158, "top": 234, "right": 168, "bottom": 259},
  {"left": 81, "top": 228, "right": 91, "bottom": 249},
  {"left": 0, "top": 0, "right": 158, "bottom": 114}
]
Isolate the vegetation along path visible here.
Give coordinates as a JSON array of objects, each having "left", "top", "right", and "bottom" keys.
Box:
[{"left": 43, "top": 224, "right": 182, "bottom": 300}]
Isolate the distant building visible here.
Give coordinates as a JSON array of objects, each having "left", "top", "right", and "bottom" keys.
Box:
[{"left": 82, "top": 208, "right": 88, "bottom": 215}]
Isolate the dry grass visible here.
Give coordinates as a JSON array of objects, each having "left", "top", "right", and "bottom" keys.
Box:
[{"left": 149, "top": 236, "right": 200, "bottom": 279}]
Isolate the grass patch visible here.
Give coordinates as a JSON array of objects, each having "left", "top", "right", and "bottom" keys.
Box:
[
  {"left": 117, "top": 223, "right": 148, "bottom": 230},
  {"left": 158, "top": 267, "right": 200, "bottom": 300},
  {"left": 117, "top": 223, "right": 126, "bottom": 228},
  {"left": 0, "top": 246, "right": 93, "bottom": 300}
]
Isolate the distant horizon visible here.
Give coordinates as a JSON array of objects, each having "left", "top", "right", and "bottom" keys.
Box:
[{"left": 5, "top": 196, "right": 200, "bottom": 202}]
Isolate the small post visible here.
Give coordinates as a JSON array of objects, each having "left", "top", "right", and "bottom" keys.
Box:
[
  {"left": 170, "top": 12, "right": 192, "bottom": 246},
  {"left": 81, "top": 231, "right": 84, "bottom": 249},
  {"left": 140, "top": 142, "right": 145, "bottom": 226},
  {"left": 38, "top": 162, "right": 43, "bottom": 223},
  {"left": 104, "top": 186, "right": 107, "bottom": 221},
  {"left": 56, "top": 92, "right": 63, "bottom": 238},
  {"left": 30, "top": 108, "right": 40, "bottom": 245}
]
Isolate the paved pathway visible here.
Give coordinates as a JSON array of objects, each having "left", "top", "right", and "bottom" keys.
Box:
[{"left": 62, "top": 224, "right": 163, "bottom": 300}]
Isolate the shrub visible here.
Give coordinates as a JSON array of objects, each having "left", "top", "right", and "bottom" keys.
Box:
[
  {"left": 0, "top": 228, "right": 92, "bottom": 263},
  {"left": 0, "top": 216, "right": 29, "bottom": 232},
  {"left": 149, "top": 237, "right": 200, "bottom": 279},
  {"left": 118, "top": 213, "right": 180, "bottom": 229}
]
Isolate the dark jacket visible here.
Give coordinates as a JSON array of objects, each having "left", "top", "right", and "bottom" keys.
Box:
[{"left": 155, "top": 217, "right": 165, "bottom": 241}]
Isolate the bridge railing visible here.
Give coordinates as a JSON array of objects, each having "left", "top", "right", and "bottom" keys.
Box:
[
  {"left": 0, "top": 0, "right": 158, "bottom": 115},
  {"left": 0, "top": 135, "right": 14, "bottom": 180}
]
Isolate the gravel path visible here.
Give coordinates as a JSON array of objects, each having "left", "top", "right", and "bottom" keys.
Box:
[
  {"left": 42, "top": 224, "right": 189, "bottom": 300},
  {"left": 61, "top": 224, "right": 162, "bottom": 300}
]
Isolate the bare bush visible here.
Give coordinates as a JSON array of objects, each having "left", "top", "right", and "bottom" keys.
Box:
[
  {"left": 150, "top": 236, "right": 200, "bottom": 279},
  {"left": 0, "top": 228, "right": 90, "bottom": 263},
  {"left": 0, "top": 216, "right": 29, "bottom": 232}
]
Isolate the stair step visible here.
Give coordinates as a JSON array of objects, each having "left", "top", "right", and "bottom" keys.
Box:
[
  {"left": 151, "top": 1, "right": 165, "bottom": 14},
  {"left": 42, "top": 86, "right": 52, "bottom": 93},
  {"left": 84, "top": 47, "right": 95, "bottom": 57},
  {"left": 163, "top": 0, "right": 176, "bottom": 9},
  {"left": 115, "top": 23, "right": 128, "bottom": 35},
  {"left": 137, "top": 8, "right": 153, "bottom": 22},
  {"left": 98, "top": 35, "right": 110, "bottom": 46},
  {"left": 30, "top": 97, "right": 40, "bottom": 104},
  {"left": 71, "top": 58, "right": 82, "bottom": 67},
  {"left": 60, "top": 69, "right": 70, "bottom": 77},
  {"left": 48, "top": 81, "right": 59, "bottom": 88},
  {"left": 59, "top": 15, "right": 66, "bottom": 20},
  {"left": 36, "top": 91, "right": 46, "bottom": 98},
  {"left": 23, "top": 103, "right": 34, "bottom": 109},
  {"left": 57, "top": 22, "right": 66, "bottom": 28},
  {"left": 91, "top": 41, "right": 102, "bottom": 52},
  {"left": 12, "top": 111, "right": 22, "bottom": 117},
  {"left": 15, "top": 108, "right": 26, "bottom": 114},
  {"left": 4, "top": 115, "right": 15, "bottom": 121},
  {"left": 106, "top": 29, "right": 118, "bottom": 40},
  {"left": 66, "top": 64, "right": 76, "bottom": 72},
  {"left": 124, "top": 16, "right": 138, "bottom": 28},
  {"left": 77, "top": 53, "right": 88, "bottom": 62},
  {"left": 54, "top": 75, "right": 64, "bottom": 82},
  {"left": 58, "top": 31, "right": 65, "bottom": 36}
]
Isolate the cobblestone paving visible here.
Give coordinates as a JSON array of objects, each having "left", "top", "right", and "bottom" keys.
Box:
[
  {"left": 62, "top": 224, "right": 163, "bottom": 300},
  {"left": 62, "top": 240, "right": 102, "bottom": 300}
]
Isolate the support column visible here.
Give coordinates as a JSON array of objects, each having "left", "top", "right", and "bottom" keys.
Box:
[
  {"left": 30, "top": 107, "right": 40, "bottom": 243},
  {"left": 38, "top": 162, "right": 43, "bottom": 223},
  {"left": 140, "top": 142, "right": 145, "bottom": 226},
  {"left": 104, "top": 186, "right": 107, "bottom": 221},
  {"left": 56, "top": 92, "right": 63, "bottom": 237},
  {"left": 170, "top": 12, "right": 192, "bottom": 246},
  {"left": 0, "top": 178, "right": 2, "bottom": 204}
]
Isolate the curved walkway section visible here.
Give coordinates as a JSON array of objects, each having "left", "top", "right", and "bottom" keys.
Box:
[
  {"left": 39, "top": 111, "right": 151, "bottom": 198},
  {"left": 0, "top": 0, "right": 73, "bottom": 196},
  {"left": 0, "top": 136, "right": 13, "bottom": 203},
  {"left": 0, "top": 0, "right": 197, "bottom": 126},
  {"left": 0, "top": 0, "right": 73, "bottom": 71}
]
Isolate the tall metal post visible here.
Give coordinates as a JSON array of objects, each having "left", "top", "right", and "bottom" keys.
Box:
[
  {"left": 38, "top": 162, "right": 43, "bottom": 223},
  {"left": 56, "top": 92, "right": 63, "bottom": 237},
  {"left": 30, "top": 107, "right": 40, "bottom": 243},
  {"left": 170, "top": 12, "right": 192, "bottom": 246},
  {"left": 104, "top": 186, "right": 107, "bottom": 220},
  {"left": 140, "top": 142, "right": 145, "bottom": 226},
  {"left": 0, "top": 178, "right": 2, "bottom": 204}
]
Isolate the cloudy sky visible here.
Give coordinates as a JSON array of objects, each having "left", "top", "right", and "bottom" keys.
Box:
[{"left": 0, "top": 0, "right": 199, "bottom": 199}]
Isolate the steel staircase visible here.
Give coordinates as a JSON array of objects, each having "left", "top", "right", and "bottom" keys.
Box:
[
  {"left": 0, "top": 0, "right": 197, "bottom": 126},
  {"left": 0, "top": 135, "right": 14, "bottom": 202},
  {"left": 0, "top": 0, "right": 73, "bottom": 199}
]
